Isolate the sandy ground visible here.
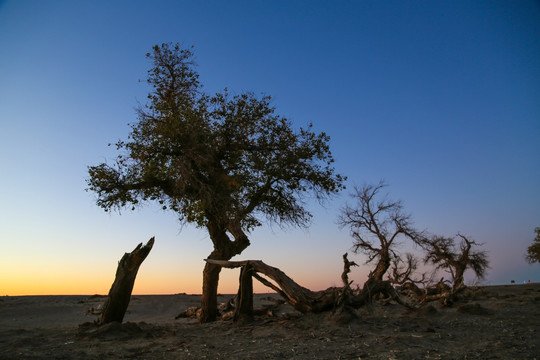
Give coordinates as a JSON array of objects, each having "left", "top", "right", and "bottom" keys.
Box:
[{"left": 0, "top": 284, "right": 539, "bottom": 359}]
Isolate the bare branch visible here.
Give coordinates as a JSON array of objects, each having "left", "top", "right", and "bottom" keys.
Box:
[{"left": 338, "top": 182, "right": 420, "bottom": 281}]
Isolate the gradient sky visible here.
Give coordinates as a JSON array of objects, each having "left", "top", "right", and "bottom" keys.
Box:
[{"left": 1, "top": 0, "right": 539, "bottom": 295}]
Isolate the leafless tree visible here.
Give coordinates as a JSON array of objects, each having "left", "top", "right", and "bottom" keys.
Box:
[
  {"left": 338, "top": 181, "right": 421, "bottom": 281},
  {"left": 420, "top": 233, "right": 489, "bottom": 294}
]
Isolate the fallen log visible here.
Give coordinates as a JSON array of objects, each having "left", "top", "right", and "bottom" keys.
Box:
[
  {"left": 205, "top": 258, "right": 414, "bottom": 316},
  {"left": 206, "top": 259, "right": 343, "bottom": 313},
  {"left": 98, "top": 237, "right": 155, "bottom": 325}
]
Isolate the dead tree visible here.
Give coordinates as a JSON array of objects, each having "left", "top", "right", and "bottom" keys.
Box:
[
  {"left": 206, "top": 257, "right": 414, "bottom": 319},
  {"left": 234, "top": 263, "right": 254, "bottom": 323},
  {"left": 418, "top": 234, "right": 489, "bottom": 304},
  {"left": 341, "top": 253, "right": 358, "bottom": 287},
  {"left": 338, "top": 182, "right": 421, "bottom": 281},
  {"left": 98, "top": 237, "right": 154, "bottom": 324}
]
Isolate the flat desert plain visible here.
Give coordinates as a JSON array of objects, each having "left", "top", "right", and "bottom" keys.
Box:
[{"left": 0, "top": 284, "right": 539, "bottom": 359}]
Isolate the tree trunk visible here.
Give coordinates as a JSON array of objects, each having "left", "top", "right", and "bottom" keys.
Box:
[
  {"left": 234, "top": 263, "right": 254, "bottom": 323},
  {"left": 200, "top": 252, "right": 223, "bottom": 323},
  {"left": 199, "top": 221, "right": 250, "bottom": 323},
  {"left": 452, "top": 265, "right": 466, "bottom": 293},
  {"left": 372, "top": 252, "right": 390, "bottom": 281},
  {"left": 98, "top": 237, "right": 154, "bottom": 325}
]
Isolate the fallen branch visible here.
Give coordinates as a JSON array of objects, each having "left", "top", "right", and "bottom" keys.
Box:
[{"left": 205, "top": 258, "right": 415, "bottom": 315}]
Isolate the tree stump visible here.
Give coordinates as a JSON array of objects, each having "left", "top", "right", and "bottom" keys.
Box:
[
  {"left": 98, "top": 237, "right": 154, "bottom": 325},
  {"left": 341, "top": 252, "right": 358, "bottom": 287},
  {"left": 234, "top": 263, "right": 254, "bottom": 323}
]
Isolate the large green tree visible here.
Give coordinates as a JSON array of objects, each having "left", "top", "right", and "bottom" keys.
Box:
[{"left": 87, "top": 43, "right": 345, "bottom": 322}]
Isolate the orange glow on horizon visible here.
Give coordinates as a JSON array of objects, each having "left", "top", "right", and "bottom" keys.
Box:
[
  {"left": 0, "top": 267, "right": 291, "bottom": 296},
  {"left": 0, "top": 268, "right": 344, "bottom": 296}
]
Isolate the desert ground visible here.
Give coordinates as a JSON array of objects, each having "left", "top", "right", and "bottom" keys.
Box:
[{"left": 0, "top": 284, "right": 539, "bottom": 359}]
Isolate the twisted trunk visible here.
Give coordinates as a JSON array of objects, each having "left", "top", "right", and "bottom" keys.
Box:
[
  {"left": 99, "top": 237, "right": 154, "bottom": 324},
  {"left": 452, "top": 264, "right": 466, "bottom": 293},
  {"left": 199, "top": 221, "right": 250, "bottom": 322},
  {"left": 371, "top": 250, "right": 391, "bottom": 281},
  {"left": 200, "top": 251, "right": 224, "bottom": 322}
]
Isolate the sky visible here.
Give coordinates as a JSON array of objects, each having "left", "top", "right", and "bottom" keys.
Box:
[{"left": 0, "top": 0, "right": 539, "bottom": 295}]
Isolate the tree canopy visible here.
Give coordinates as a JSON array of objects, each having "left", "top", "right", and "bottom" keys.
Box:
[
  {"left": 87, "top": 43, "right": 345, "bottom": 321},
  {"left": 526, "top": 227, "right": 540, "bottom": 264}
]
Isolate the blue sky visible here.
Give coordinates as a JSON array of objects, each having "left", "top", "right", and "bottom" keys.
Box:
[{"left": 1, "top": 0, "right": 539, "bottom": 295}]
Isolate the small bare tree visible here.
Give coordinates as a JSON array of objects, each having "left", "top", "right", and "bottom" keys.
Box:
[
  {"left": 420, "top": 234, "right": 489, "bottom": 294},
  {"left": 338, "top": 181, "right": 420, "bottom": 281}
]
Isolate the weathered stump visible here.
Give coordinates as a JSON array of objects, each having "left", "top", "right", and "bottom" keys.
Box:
[
  {"left": 341, "top": 252, "right": 358, "bottom": 287},
  {"left": 234, "top": 263, "right": 254, "bottom": 323},
  {"left": 98, "top": 237, "right": 154, "bottom": 325}
]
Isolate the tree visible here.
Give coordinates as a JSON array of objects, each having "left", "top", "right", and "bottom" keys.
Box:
[
  {"left": 526, "top": 227, "right": 540, "bottom": 264},
  {"left": 420, "top": 234, "right": 489, "bottom": 295},
  {"left": 337, "top": 182, "right": 420, "bottom": 281},
  {"left": 87, "top": 43, "right": 345, "bottom": 322}
]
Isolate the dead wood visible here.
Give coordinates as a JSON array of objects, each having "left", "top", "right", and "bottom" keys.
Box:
[
  {"left": 205, "top": 258, "right": 415, "bottom": 315},
  {"left": 397, "top": 281, "right": 425, "bottom": 298},
  {"left": 417, "top": 278, "right": 457, "bottom": 306},
  {"left": 175, "top": 298, "right": 280, "bottom": 321},
  {"left": 234, "top": 263, "right": 254, "bottom": 323},
  {"left": 205, "top": 259, "right": 342, "bottom": 313},
  {"left": 98, "top": 237, "right": 154, "bottom": 325},
  {"left": 175, "top": 306, "right": 202, "bottom": 319},
  {"left": 341, "top": 253, "right": 358, "bottom": 287}
]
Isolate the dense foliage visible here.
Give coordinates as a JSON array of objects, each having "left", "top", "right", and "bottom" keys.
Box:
[{"left": 87, "top": 43, "right": 344, "bottom": 232}]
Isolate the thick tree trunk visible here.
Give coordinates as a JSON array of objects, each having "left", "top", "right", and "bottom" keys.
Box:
[
  {"left": 452, "top": 266, "right": 465, "bottom": 293},
  {"left": 199, "top": 221, "right": 250, "bottom": 323},
  {"left": 98, "top": 237, "right": 154, "bottom": 325},
  {"left": 200, "top": 259, "right": 222, "bottom": 322},
  {"left": 372, "top": 252, "right": 390, "bottom": 281}
]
